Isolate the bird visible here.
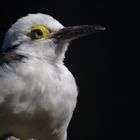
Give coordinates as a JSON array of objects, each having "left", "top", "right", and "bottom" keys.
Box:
[{"left": 0, "top": 13, "right": 105, "bottom": 140}]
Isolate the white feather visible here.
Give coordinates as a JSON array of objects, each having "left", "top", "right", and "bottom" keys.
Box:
[{"left": 0, "top": 13, "right": 78, "bottom": 140}]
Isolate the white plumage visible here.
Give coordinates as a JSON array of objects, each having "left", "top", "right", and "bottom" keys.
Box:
[{"left": 0, "top": 13, "right": 105, "bottom": 140}]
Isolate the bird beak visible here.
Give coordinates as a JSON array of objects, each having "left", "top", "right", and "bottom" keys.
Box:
[{"left": 51, "top": 25, "right": 105, "bottom": 42}]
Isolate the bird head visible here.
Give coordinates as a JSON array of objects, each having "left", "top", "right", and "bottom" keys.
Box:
[{"left": 2, "top": 13, "right": 105, "bottom": 63}]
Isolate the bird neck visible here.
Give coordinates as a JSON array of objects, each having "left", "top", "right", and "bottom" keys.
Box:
[{"left": 54, "top": 42, "right": 69, "bottom": 64}]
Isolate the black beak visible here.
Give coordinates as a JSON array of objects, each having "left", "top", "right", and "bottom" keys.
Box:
[{"left": 51, "top": 25, "right": 105, "bottom": 41}]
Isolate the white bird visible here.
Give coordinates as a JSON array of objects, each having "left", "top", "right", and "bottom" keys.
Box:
[{"left": 0, "top": 13, "right": 105, "bottom": 140}]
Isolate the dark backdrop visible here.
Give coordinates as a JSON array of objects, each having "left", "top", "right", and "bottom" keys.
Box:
[{"left": 0, "top": 0, "right": 139, "bottom": 140}]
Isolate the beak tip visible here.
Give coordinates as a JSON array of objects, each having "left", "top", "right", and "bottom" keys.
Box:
[{"left": 95, "top": 26, "right": 106, "bottom": 31}]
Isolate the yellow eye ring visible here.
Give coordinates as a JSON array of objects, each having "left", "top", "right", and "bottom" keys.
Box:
[{"left": 28, "top": 25, "right": 50, "bottom": 40}]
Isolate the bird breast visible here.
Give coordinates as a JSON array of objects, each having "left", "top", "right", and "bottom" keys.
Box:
[{"left": 0, "top": 58, "right": 78, "bottom": 139}]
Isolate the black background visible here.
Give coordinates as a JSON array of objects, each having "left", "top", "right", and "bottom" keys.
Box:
[{"left": 0, "top": 0, "right": 140, "bottom": 140}]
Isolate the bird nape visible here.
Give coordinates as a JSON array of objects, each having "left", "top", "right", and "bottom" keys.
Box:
[{"left": 0, "top": 13, "right": 105, "bottom": 140}]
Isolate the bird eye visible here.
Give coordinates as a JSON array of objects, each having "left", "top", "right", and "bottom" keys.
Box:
[
  {"left": 34, "top": 29, "right": 43, "bottom": 38},
  {"left": 28, "top": 25, "right": 50, "bottom": 40}
]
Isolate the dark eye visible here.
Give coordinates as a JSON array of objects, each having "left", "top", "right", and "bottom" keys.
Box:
[
  {"left": 29, "top": 29, "right": 44, "bottom": 39},
  {"left": 34, "top": 29, "right": 43, "bottom": 38},
  {"left": 28, "top": 25, "right": 51, "bottom": 40}
]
